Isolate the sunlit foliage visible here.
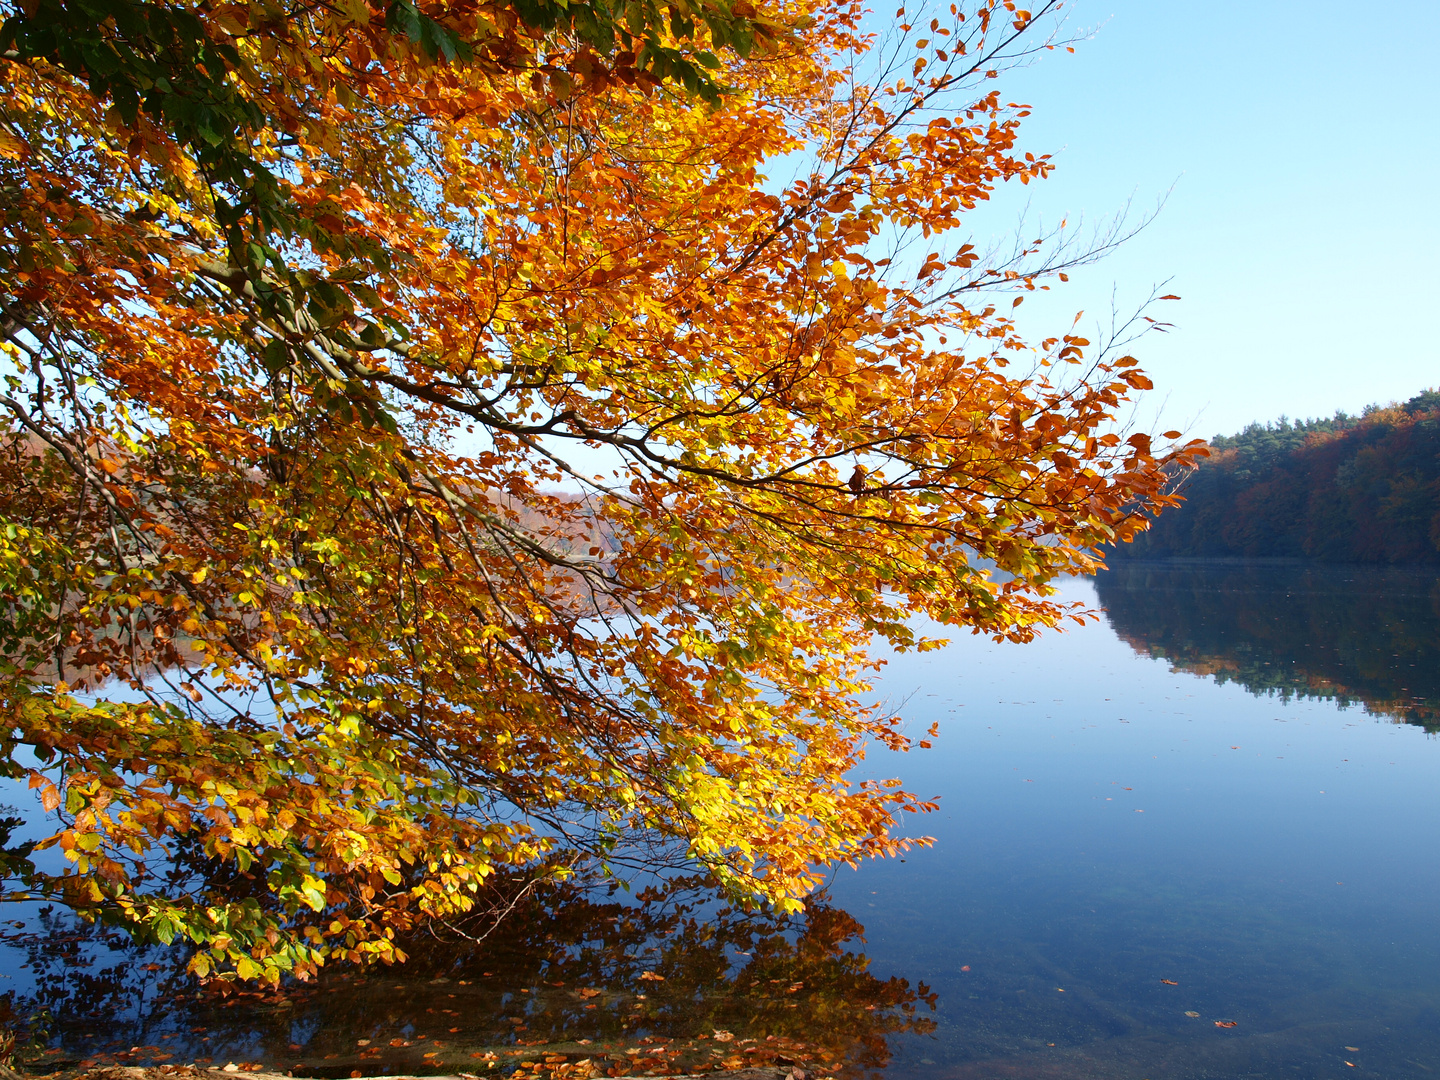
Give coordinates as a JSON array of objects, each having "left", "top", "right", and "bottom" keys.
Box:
[{"left": 0, "top": 0, "right": 1199, "bottom": 982}]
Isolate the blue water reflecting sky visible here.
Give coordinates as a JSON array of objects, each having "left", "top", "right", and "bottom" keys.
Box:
[
  {"left": 830, "top": 575, "right": 1440, "bottom": 1078},
  {"left": 5, "top": 569, "right": 1439, "bottom": 1079}
]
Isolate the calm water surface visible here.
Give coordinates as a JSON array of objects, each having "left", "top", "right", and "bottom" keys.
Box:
[
  {"left": 834, "top": 562, "right": 1440, "bottom": 1079},
  {"left": 4, "top": 561, "right": 1439, "bottom": 1079}
]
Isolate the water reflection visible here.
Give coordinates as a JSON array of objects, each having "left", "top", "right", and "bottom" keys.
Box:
[
  {"left": 1, "top": 872, "right": 934, "bottom": 1079},
  {"left": 1095, "top": 560, "right": 1440, "bottom": 731}
]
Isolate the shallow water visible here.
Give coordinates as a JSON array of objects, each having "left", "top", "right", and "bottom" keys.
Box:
[{"left": 5, "top": 561, "right": 1440, "bottom": 1079}]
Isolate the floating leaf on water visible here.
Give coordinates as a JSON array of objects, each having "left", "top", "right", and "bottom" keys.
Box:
[
  {"left": 1184, "top": 1012, "right": 1200, "bottom": 1018},
  {"left": 1161, "top": 979, "right": 1178, "bottom": 985},
  {"left": 1214, "top": 1020, "right": 1238, "bottom": 1028},
  {"left": 1345, "top": 1047, "right": 1360, "bottom": 1052}
]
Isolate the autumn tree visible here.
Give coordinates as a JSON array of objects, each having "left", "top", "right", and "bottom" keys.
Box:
[{"left": 0, "top": 0, "right": 1203, "bottom": 982}]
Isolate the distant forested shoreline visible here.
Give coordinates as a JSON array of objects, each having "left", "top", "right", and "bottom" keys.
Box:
[{"left": 1116, "top": 389, "right": 1440, "bottom": 564}]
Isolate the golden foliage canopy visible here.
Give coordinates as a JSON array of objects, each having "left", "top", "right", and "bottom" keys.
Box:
[{"left": 0, "top": 0, "right": 1202, "bottom": 981}]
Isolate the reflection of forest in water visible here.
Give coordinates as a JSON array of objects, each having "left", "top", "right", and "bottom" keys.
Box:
[
  {"left": 0, "top": 873, "right": 932, "bottom": 1079},
  {"left": 1095, "top": 561, "right": 1440, "bottom": 731}
]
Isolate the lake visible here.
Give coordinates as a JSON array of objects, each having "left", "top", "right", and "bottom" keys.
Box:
[{"left": 5, "top": 560, "right": 1440, "bottom": 1079}]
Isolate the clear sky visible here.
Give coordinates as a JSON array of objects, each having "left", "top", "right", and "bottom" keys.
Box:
[{"left": 946, "top": 0, "right": 1440, "bottom": 439}]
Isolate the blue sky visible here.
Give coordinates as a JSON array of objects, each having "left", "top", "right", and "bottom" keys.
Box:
[{"left": 957, "top": 0, "right": 1440, "bottom": 438}]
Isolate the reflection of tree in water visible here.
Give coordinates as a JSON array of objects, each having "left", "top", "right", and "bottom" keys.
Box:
[
  {"left": 1, "top": 869, "right": 934, "bottom": 1080},
  {"left": 1095, "top": 561, "right": 1440, "bottom": 732}
]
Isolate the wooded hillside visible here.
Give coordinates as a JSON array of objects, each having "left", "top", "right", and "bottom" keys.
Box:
[{"left": 1118, "top": 390, "right": 1440, "bottom": 563}]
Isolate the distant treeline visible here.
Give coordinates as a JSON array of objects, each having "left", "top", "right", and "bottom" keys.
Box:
[{"left": 1118, "top": 389, "right": 1440, "bottom": 563}]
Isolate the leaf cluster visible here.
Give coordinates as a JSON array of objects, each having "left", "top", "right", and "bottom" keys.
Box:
[{"left": 0, "top": 0, "right": 1193, "bottom": 983}]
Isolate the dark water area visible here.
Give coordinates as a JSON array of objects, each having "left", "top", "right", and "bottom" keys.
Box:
[
  {"left": 5, "top": 561, "right": 1440, "bottom": 1079},
  {"left": 0, "top": 882, "right": 929, "bottom": 1079},
  {"left": 1094, "top": 560, "right": 1440, "bottom": 730}
]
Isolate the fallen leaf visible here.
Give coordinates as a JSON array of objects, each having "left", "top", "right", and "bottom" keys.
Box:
[
  {"left": 1184, "top": 1012, "right": 1200, "bottom": 1018},
  {"left": 357, "top": 1040, "right": 371, "bottom": 1046},
  {"left": 960, "top": 965, "right": 971, "bottom": 972},
  {"left": 638, "top": 971, "right": 665, "bottom": 982},
  {"left": 1345, "top": 1047, "right": 1360, "bottom": 1052},
  {"left": 1160, "top": 979, "right": 1178, "bottom": 985},
  {"left": 1345, "top": 1063, "right": 1356, "bottom": 1068},
  {"left": 712, "top": 1031, "right": 734, "bottom": 1043},
  {"left": 1214, "top": 1020, "right": 1238, "bottom": 1028}
]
